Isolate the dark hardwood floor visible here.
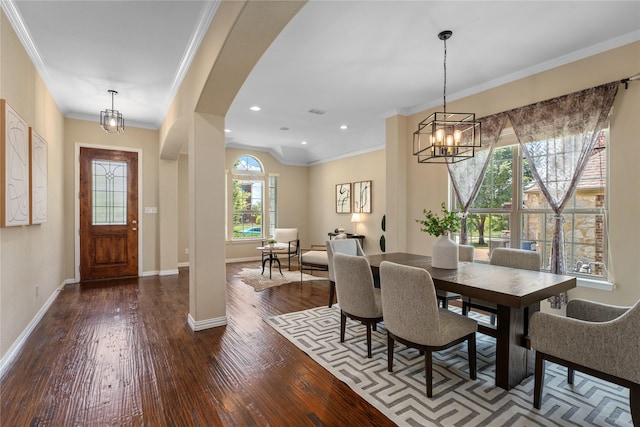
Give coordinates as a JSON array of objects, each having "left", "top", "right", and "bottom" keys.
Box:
[{"left": 0, "top": 262, "right": 395, "bottom": 426}]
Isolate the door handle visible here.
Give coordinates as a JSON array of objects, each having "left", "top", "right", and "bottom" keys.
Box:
[
  {"left": 132, "top": 227, "right": 137, "bottom": 231},
  {"left": 132, "top": 220, "right": 137, "bottom": 224}
]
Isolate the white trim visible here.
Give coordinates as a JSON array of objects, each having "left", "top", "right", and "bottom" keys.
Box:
[
  {"left": 0, "top": 281, "right": 65, "bottom": 377},
  {"left": 141, "top": 270, "right": 159, "bottom": 277},
  {"left": 188, "top": 314, "right": 227, "bottom": 331},
  {"left": 177, "top": 262, "right": 190, "bottom": 268},
  {"left": 159, "top": 269, "right": 179, "bottom": 276},
  {"left": 74, "top": 143, "right": 143, "bottom": 282},
  {"left": 577, "top": 277, "right": 614, "bottom": 291},
  {"left": 226, "top": 256, "right": 261, "bottom": 263}
]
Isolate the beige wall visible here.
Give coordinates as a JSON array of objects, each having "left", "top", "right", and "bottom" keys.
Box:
[
  {"left": 308, "top": 149, "right": 386, "bottom": 255},
  {"left": 224, "top": 148, "right": 309, "bottom": 261},
  {"left": 178, "top": 154, "right": 189, "bottom": 264},
  {"left": 397, "top": 41, "right": 640, "bottom": 307},
  {"left": 0, "top": 11, "right": 66, "bottom": 359},
  {"left": 63, "top": 119, "right": 161, "bottom": 277}
]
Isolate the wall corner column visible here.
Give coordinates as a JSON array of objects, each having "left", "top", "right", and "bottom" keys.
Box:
[
  {"left": 188, "top": 112, "right": 227, "bottom": 330},
  {"left": 385, "top": 114, "right": 408, "bottom": 253}
]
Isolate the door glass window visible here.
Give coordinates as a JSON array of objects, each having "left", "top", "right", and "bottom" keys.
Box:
[{"left": 92, "top": 159, "right": 127, "bottom": 225}]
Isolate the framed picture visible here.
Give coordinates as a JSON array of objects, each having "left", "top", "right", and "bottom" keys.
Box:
[
  {"left": 336, "top": 183, "right": 351, "bottom": 213},
  {"left": 1, "top": 100, "right": 30, "bottom": 227},
  {"left": 30, "top": 128, "right": 48, "bottom": 224},
  {"left": 353, "top": 180, "right": 372, "bottom": 213}
]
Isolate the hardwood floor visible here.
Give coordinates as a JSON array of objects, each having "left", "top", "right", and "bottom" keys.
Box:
[{"left": 0, "top": 262, "right": 395, "bottom": 426}]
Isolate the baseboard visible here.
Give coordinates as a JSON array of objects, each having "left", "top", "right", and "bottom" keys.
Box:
[
  {"left": 0, "top": 280, "right": 65, "bottom": 378},
  {"left": 142, "top": 270, "right": 159, "bottom": 277},
  {"left": 177, "top": 262, "right": 189, "bottom": 268},
  {"left": 187, "top": 314, "right": 227, "bottom": 331},
  {"left": 159, "top": 269, "right": 179, "bottom": 276},
  {"left": 226, "top": 256, "right": 261, "bottom": 263}
]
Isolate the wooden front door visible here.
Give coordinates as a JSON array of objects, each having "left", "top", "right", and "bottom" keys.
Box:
[{"left": 80, "top": 147, "right": 138, "bottom": 280}]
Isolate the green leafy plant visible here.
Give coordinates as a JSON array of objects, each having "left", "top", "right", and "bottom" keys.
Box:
[
  {"left": 267, "top": 238, "right": 277, "bottom": 245},
  {"left": 416, "top": 202, "right": 461, "bottom": 237}
]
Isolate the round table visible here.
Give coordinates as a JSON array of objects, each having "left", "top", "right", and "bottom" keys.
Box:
[{"left": 257, "top": 246, "right": 283, "bottom": 279}]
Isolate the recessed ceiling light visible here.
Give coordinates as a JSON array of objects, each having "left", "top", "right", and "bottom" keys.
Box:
[
  {"left": 340, "top": 125, "right": 348, "bottom": 130},
  {"left": 250, "top": 105, "right": 261, "bottom": 111},
  {"left": 280, "top": 127, "right": 290, "bottom": 131},
  {"left": 301, "top": 141, "right": 308, "bottom": 145},
  {"left": 224, "top": 129, "right": 231, "bottom": 133}
]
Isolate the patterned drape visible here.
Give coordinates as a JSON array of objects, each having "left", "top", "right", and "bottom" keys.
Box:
[
  {"left": 447, "top": 113, "right": 507, "bottom": 244},
  {"left": 507, "top": 82, "right": 618, "bottom": 308}
]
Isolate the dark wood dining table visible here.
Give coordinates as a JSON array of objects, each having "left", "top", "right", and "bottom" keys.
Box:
[{"left": 367, "top": 252, "right": 577, "bottom": 390}]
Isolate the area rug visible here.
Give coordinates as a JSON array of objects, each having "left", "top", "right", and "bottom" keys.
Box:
[
  {"left": 266, "top": 305, "right": 632, "bottom": 426},
  {"left": 236, "top": 267, "right": 325, "bottom": 292}
]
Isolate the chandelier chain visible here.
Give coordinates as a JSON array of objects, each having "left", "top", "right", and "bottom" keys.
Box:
[{"left": 443, "top": 35, "right": 447, "bottom": 114}]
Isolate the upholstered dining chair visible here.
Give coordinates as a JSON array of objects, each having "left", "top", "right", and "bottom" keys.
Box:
[
  {"left": 462, "top": 247, "right": 540, "bottom": 325},
  {"left": 530, "top": 299, "right": 640, "bottom": 425},
  {"left": 326, "top": 239, "right": 365, "bottom": 307},
  {"left": 437, "top": 244, "right": 475, "bottom": 309},
  {"left": 332, "top": 252, "right": 383, "bottom": 358},
  {"left": 264, "top": 228, "right": 299, "bottom": 270},
  {"left": 380, "top": 260, "right": 477, "bottom": 397}
]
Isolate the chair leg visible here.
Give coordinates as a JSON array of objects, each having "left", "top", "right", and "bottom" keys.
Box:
[
  {"left": 567, "top": 367, "right": 574, "bottom": 385},
  {"left": 462, "top": 301, "right": 469, "bottom": 316},
  {"left": 533, "top": 352, "right": 545, "bottom": 409},
  {"left": 490, "top": 313, "right": 496, "bottom": 325},
  {"left": 340, "top": 311, "right": 346, "bottom": 343},
  {"left": 468, "top": 333, "right": 477, "bottom": 380},
  {"left": 366, "top": 324, "right": 372, "bottom": 358},
  {"left": 630, "top": 385, "right": 639, "bottom": 427},
  {"left": 425, "top": 350, "right": 433, "bottom": 398},
  {"left": 441, "top": 297, "right": 449, "bottom": 309},
  {"left": 328, "top": 281, "right": 336, "bottom": 308},
  {"left": 387, "top": 334, "right": 394, "bottom": 372}
]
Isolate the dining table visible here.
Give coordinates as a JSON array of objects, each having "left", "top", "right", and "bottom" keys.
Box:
[{"left": 367, "top": 252, "right": 577, "bottom": 390}]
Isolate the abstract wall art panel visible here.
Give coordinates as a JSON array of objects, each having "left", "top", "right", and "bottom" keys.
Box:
[{"left": 1, "top": 100, "right": 30, "bottom": 227}]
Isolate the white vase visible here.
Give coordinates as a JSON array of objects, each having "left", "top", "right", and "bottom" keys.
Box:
[{"left": 431, "top": 234, "right": 459, "bottom": 269}]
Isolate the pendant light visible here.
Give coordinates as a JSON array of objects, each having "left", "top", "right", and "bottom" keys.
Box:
[
  {"left": 100, "top": 89, "right": 125, "bottom": 134},
  {"left": 413, "top": 30, "right": 480, "bottom": 163}
]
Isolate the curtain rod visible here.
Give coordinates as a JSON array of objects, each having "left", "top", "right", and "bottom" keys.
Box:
[{"left": 620, "top": 72, "right": 640, "bottom": 89}]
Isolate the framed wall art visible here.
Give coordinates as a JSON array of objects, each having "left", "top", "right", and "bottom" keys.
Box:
[
  {"left": 353, "top": 180, "right": 372, "bottom": 213},
  {"left": 30, "top": 128, "right": 48, "bottom": 224},
  {"left": 335, "top": 183, "right": 351, "bottom": 213},
  {"left": 1, "top": 99, "right": 30, "bottom": 227}
]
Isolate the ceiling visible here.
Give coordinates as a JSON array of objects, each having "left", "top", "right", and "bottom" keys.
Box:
[{"left": 4, "top": 1, "right": 640, "bottom": 166}]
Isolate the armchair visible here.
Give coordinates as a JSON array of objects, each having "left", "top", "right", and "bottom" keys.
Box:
[
  {"left": 530, "top": 299, "right": 639, "bottom": 424},
  {"left": 299, "top": 244, "right": 329, "bottom": 283},
  {"left": 263, "top": 228, "right": 299, "bottom": 270}
]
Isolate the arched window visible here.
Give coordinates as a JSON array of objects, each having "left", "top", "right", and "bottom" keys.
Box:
[{"left": 231, "top": 155, "right": 264, "bottom": 239}]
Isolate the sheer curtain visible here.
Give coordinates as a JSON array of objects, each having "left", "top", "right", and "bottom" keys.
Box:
[
  {"left": 447, "top": 113, "right": 507, "bottom": 244},
  {"left": 507, "top": 82, "right": 618, "bottom": 308}
]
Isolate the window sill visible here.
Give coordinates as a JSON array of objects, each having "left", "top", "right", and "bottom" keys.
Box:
[{"left": 576, "top": 277, "right": 614, "bottom": 291}]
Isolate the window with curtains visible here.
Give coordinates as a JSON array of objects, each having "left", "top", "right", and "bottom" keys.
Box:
[{"left": 458, "top": 128, "right": 609, "bottom": 280}]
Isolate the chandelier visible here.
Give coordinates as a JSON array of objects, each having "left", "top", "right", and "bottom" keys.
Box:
[
  {"left": 100, "top": 89, "right": 125, "bottom": 134},
  {"left": 413, "top": 30, "right": 480, "bottom": 163}
]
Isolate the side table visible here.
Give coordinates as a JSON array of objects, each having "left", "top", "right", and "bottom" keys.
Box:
[{"left": 257, "top": 246, "right": 283, "bottom": 279}]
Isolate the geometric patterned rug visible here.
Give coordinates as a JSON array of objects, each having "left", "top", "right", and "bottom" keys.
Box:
[{"left": 266, "top": 305, "right": 633, "bottom": 426}]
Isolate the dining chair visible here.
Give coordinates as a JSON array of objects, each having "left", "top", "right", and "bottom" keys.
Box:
[
  {"left": 462, "top": 247, "right": 540, "bottom": 325},
  {"left": 437, "top": 244, "right": 475, "bottom": 309},
  {"left": 326, "top": 239, "right": 366, "bottom": 307},
  {"left": 530, "top": 299, "right": 639, "bottom": 425},
  {"left": 380, "top": 260, "right": 477, "bottom": 397},
  {"left": 332, "top": 252, "right": 383, "bottom": 358}
]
